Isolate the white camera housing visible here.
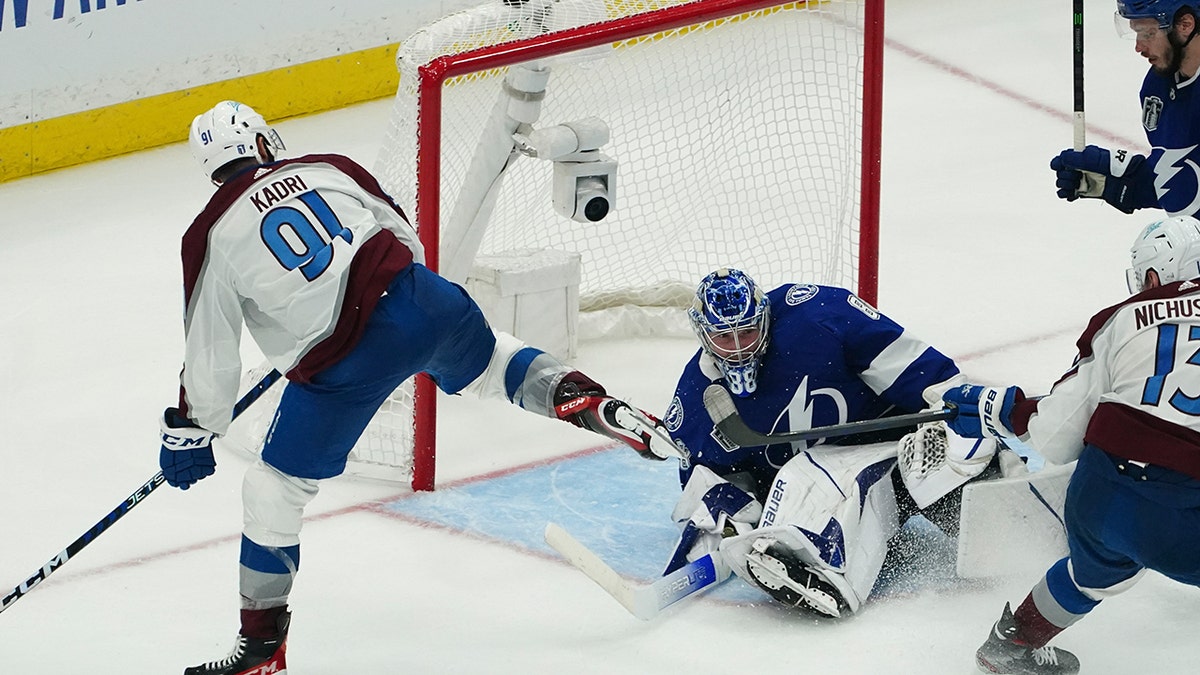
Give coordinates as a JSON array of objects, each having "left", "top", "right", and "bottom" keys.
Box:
[
  {"left": 553, "top": 154, "right": 617, "bottom": 223},
  {"left": 513, "top": 117, "right": 617, "bottom": 223}
]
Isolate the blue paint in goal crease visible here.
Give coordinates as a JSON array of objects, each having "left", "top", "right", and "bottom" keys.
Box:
[
  {"left": 380, "top": 449, "right": 683, "bottom": 581},
  {"left": 379, "top": 447, "right": 963, "bottom": 605}
]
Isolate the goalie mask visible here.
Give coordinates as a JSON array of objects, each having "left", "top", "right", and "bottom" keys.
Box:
[
  {"left": 189, "top": 101, "right": 285, "bottom": 185},
  {"left": 1127, "top": 215, "right": 1200, "bottom": 292},
  {"left": 688, "top": 268, "right": 771, "bottom": 397}
]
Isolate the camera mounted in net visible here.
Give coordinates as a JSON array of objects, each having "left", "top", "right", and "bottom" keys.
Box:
[{"left": 514, "top": 117, "right": 617, "bottom": 223}]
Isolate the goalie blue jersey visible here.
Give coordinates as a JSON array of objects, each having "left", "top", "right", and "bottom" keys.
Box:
[
  {"left": 1138, "top": 69, "right": 1200, "bottom": 216},
  {"left": 662, "top": 284, "right": 960, "bottom": 495}
]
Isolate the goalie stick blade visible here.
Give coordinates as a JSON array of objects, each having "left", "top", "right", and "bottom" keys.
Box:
[
  {"left": 703, "top": 384, "right": 955, "bottom": 446},
  {"left": 544, "top": 523, "right": 730, "bottom": 620}
]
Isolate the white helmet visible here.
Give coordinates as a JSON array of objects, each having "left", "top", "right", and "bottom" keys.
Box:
[
  {"left": 1127, "top": 215, "right": 1200, "bottom": 293},
  {"left": 188, "top": 101, "right": 285, "bottom": 184}
]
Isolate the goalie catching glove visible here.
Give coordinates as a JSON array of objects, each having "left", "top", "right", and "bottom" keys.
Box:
[
  {"left": 898, "top": 420, "right": 999, "bottom": 509},
  {"left": 159, "top": 407, "right": 216, "bottom": 489}
]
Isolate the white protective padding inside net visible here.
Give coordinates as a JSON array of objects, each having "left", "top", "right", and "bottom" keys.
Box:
[{"left": 226, "top": 0, "right": 872, "bottom": 486}]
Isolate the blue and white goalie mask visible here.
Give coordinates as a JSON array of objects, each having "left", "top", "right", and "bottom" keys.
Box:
[{"left": 688, "top": 268, "right": 771, "bottom": 397}]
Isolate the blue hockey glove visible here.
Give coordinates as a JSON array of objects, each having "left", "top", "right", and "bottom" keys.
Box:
[
  {"left": 1050, "top": 145, "right": 1154, "bottom": 214},
  {"left": 159, "top": 407, "right": 216, "bottom": 490},
  {"left": 942, "top": 385, "right": 1020, "bottom": 440}
]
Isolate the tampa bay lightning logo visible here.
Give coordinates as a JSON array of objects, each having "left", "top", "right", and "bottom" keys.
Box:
[
  {"left": 664, "top": 396, "right": 684, "bottom": 432},
  {"left": 785, "top": 284, "right": 819, "bottom": 305},
  {"left": 1154, "top": 145, "right": 1200, "bottom": 216}
]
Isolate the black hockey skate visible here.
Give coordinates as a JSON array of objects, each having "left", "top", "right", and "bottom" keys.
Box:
[
  {"left": 744, "top": 539, "right": 849, "bottom": 618},
  {"left": 975, "top": 603, "right": 1079, "bottom": 675},
  {"left": 185, "top": 612, "right": 289, "bottom": 675}
]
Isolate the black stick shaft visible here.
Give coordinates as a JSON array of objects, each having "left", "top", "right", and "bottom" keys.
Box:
[
  {"left": 703, "top": 383, "right": 954, "bottom": 447},
  {"left": 1073, "top": 0, "right": 1086, "bottom": 150}
]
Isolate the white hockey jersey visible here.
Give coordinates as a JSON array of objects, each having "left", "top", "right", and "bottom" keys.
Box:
[
  {"left": 1015, "top": 279, "right": 1200, "bottom": 479},
  {"left": 177, "top": 154, "right": 424, "bottom": 434}
]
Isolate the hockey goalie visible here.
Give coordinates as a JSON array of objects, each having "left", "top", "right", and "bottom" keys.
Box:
[{"left": 660, "top": 268, "right": 1029, "bottom": 617}]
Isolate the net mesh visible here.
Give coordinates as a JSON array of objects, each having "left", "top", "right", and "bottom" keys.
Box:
[
  {"left": 376, "top": 0, "right": 866, "bottom": 303},
  {"left": 227, "top": 0, "right": 871, "bottom": 487}
]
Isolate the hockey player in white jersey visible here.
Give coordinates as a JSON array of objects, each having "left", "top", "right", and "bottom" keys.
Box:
[
  {"left": 661, "top": 268, "right": 1005, "bottom": 618},
  {"left": 944, "top": 216, "right": 1200, "bottom": 674},
  {"left": 158, "top": 101, "right": 678, "bottom": 675}
]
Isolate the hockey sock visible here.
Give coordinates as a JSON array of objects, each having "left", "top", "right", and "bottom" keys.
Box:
[
  {"left": 1011, "top": 593, "right": 1066, "bottom": 648},
  {"left": 240, "top": 605, "right": 289, "bottom": 639}
]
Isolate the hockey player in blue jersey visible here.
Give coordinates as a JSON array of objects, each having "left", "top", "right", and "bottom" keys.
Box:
[
  {"left": 660, "top": 268, "right": 1005, "bottom": 618},
  {"left": 1052, "top": 1, "right": 1200, "bottom": 216},
  {"left": 945, "top": 216, "right": 1200, "bottom": 674},
  {"left": 160, "top": 101, "right": 679, "bottom": 675}
]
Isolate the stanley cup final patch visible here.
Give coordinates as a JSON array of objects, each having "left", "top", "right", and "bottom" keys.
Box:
[{"left": 1143, "top": 96, "right": 1163, "bottom": 131}]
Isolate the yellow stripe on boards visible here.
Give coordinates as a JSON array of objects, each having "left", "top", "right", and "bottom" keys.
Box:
[{"left": 0, "top": 44, "right": 400, "bottom": 183}]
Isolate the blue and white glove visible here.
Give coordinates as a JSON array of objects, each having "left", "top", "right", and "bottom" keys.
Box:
[
  {"left": 159, "top": 407, "right": 216, "bottom": 490},
  {"left": 941, "top": 385, "right": 1021, "bottom": 440},
  {"left": 1050, "top": 145, "right": 1154, "bottom": 214}
]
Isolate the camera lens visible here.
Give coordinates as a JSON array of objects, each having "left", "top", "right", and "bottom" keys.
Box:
[
  {"left": 577, "top": 176, "right": 609, "bottom": 222},
  {"left": 583, "top": 195, "right": 609, "bottom": 221}
]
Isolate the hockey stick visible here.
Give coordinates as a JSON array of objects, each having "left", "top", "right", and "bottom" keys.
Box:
[
  {"left": 0, "top": 368, "right": 283, "bottom": 615},
  {"left": 702, "top": 384, "right": 954, "bottom": 447},
  {"left": 1070, "top": 0, "right": 1103, "bottom": 196},
  {"left": 1073, "top": 0, "right": 1086, "bottom": 151},
  {"left": 544, "top": 523, "right": 731, "bottom": 620}
]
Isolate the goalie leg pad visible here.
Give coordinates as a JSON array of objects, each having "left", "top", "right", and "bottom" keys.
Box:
[
  {"left": 956, "top": 461, "right": 1075, "bottom": 579},
  {"left": 721, "top": 444, "right": 901, "bottom": 613},
  {"left": 665, "top": 467, "right": 763, "bottom": 573}
]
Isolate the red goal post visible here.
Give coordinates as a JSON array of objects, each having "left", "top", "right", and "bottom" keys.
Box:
[{"left": 290, "top": 0, "right": 882, "bottom": 491}]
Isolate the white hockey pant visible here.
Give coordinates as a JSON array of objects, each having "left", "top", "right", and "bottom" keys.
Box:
[
  {"left": 460, "top": 331, "right": 572, "bottom": 417},
  {"left": 240, "top": 459, "right": 320, "bottom": 609}
]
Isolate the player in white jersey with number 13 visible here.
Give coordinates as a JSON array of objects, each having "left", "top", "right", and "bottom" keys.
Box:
[
  {"left": 945, "top": 215, "right": 1200, "bottom": 675},
  {"left": 159, "top": 100, "right": 680, "bottom": 675}
]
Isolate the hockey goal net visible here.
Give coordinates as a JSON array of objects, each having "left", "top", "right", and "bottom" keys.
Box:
[{"left": 225, "top": 0, "right": 882, "bottom": 491}]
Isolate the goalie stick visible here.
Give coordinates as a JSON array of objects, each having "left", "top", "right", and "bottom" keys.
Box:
[
  {"left": 702, "top": 384, "right": 954, "bottom": 447},
  {"left": 544, "top": 522, "right": 731, "bottom": 620},
  {"left": 0, "top": 368, "right": 283, "bottom": 615}
]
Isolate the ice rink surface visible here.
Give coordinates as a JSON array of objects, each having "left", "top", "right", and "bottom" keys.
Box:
[{"left": 2, "top": 0, "right": 1198, "bottom": 672}]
